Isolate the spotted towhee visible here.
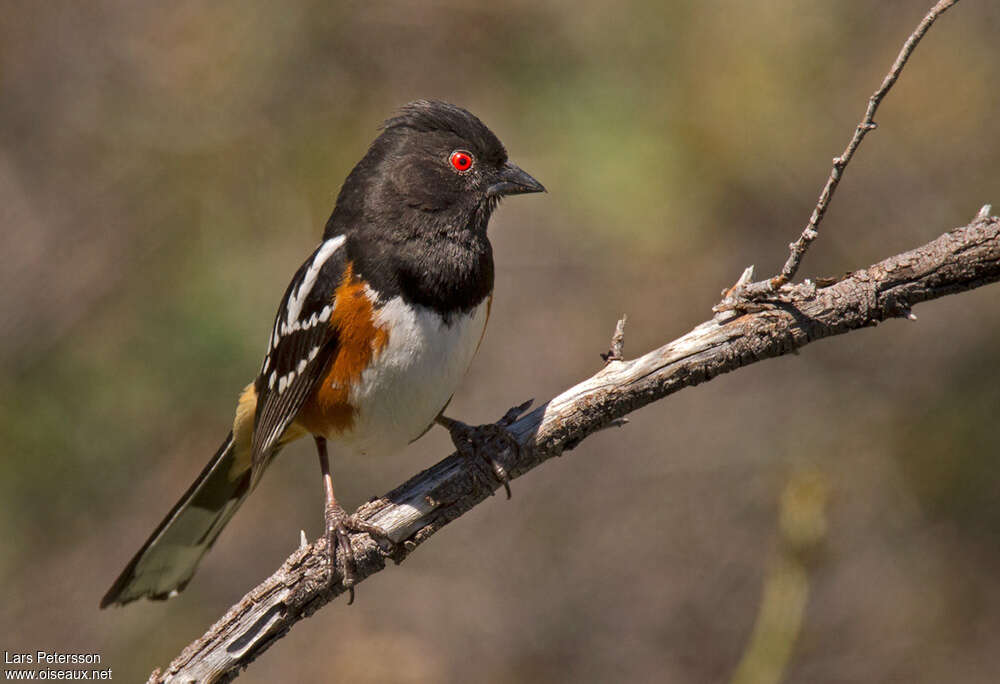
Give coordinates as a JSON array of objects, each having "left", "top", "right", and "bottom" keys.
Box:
[{"left": 101, "top": 100, "right": 544, "bottom": 608}]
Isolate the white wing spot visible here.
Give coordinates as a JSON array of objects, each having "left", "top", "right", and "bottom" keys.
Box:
[
  {"left": 268, "top": 371, "right": 276, "bottom": 390},
  {"left": 272, "top": 320, "right": 282, "bottom": 350},
  {"left": 285, "top": 236, "right": 345, "bottom": 329},
  {"left": 299, "top": 305, "right": 333, "bottom": 331},
  {"left": 277, "top": 370, "right": 299, "bottom": 394},
  {"left": 297, "top": 359, "right": 307, "bottom": 374}
]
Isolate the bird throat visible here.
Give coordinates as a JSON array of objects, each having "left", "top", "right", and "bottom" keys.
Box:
[{"left": 345, "top": 206, "right": 495, "bottom": 321}]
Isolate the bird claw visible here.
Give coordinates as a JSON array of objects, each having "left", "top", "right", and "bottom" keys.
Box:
[
  {"left": 439, "top": 400, "right": 531, "bottom": 499},
  {"left": 323, "top": 504, "right": 392, "bottom": 605}
]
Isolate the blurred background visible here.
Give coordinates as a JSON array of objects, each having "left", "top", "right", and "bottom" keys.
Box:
[{"left": 2, "top": 1, "right": 999, "bottom": 682}]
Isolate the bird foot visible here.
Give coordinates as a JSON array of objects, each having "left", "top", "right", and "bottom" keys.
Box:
[
  {"left": 323, "top": 503, "right": 392, "bottom": 605},
  {"left": 437, "top": 400, "right": 532, "bottom": 499}
]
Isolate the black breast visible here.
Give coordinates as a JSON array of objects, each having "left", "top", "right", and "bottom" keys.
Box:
[{"left": 344, "top": 230, "right": 494, "bottom": 322}]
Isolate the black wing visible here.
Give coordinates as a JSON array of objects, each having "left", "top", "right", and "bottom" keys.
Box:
[{"left": 250, "top": 236, "right": 348, "bottom": 480}]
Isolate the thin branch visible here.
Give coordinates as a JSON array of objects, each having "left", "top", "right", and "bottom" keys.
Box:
[
  {"left": 739, "top": 0, "right": 960, "bottom": 299},
  {"left": 151, "top": 213, "right": 1000, "bottom": 683},
  {"left": 778, "top": 0, "right": 960, "bottom": 283}
]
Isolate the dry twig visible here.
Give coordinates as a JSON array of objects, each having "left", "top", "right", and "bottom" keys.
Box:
[
  {"left": 600, "top": 315, "right": 628, "bottom": 362},
  {"left": 738, "top": 0, "right": 961, "bottom": 300}
]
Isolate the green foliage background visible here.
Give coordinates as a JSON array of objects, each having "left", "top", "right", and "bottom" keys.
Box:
[{"left": 2, "top": 2, "right": 999, "bottom": 681}]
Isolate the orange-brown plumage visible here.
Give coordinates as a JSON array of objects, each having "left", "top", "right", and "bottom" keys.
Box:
[{"left": 295, "top": 262, "right": 388, "bottom": 436}]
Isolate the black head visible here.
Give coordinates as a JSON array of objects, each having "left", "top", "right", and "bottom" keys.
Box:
[
  {"left": 380, "top": 100, "right": 545, "bottom": 210},
  {"left": 326, "top": 100, "right": 544, "bottom": 240},
  {"left": 324, "top": 101, "right": 544, "bottom": 315}
]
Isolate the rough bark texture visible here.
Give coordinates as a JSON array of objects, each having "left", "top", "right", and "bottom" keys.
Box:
[{"left": 150, "top": 215, "right": 1000, "bottom": 683}]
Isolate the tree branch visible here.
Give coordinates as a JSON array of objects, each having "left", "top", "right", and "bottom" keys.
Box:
[
  {"left": 739, "top": 0, "right": 960, "bottom": 298},
  {"left": 151, "top": 212, "right": 1000, "bottom": 683}
]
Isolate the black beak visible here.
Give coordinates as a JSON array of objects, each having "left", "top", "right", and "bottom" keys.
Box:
[{"left": 487, "top": 161, "right": 546, "bottom": 198}]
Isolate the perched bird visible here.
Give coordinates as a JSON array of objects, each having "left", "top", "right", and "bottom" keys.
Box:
[{"left": 101, "top": 100, "right": 544, "bottom": 608}]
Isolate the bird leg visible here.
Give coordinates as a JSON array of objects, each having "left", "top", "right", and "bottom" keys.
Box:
[
  {"left": 315, "top": 436, "right": 391, "bottom": 605},
  {"left": 436, "top": 399, "right": 532, "bottom": 499}
]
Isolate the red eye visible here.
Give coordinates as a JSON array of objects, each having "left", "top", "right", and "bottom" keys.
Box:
[{"left": 449, "top": 150, "right": 474, "bottom": 172}]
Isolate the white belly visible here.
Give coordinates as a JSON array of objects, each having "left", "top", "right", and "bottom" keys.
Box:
[{"left": 336, "top": 296, "right": 489, "bottom": 457}]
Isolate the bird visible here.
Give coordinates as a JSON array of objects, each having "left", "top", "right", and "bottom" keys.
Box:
[{"left": 100, "top": 100, "right": 545, "bottom": 608}]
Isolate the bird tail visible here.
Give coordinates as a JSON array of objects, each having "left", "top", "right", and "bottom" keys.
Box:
[{"left": 100, "top": 431, "right": 253, "bottom": 608}]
